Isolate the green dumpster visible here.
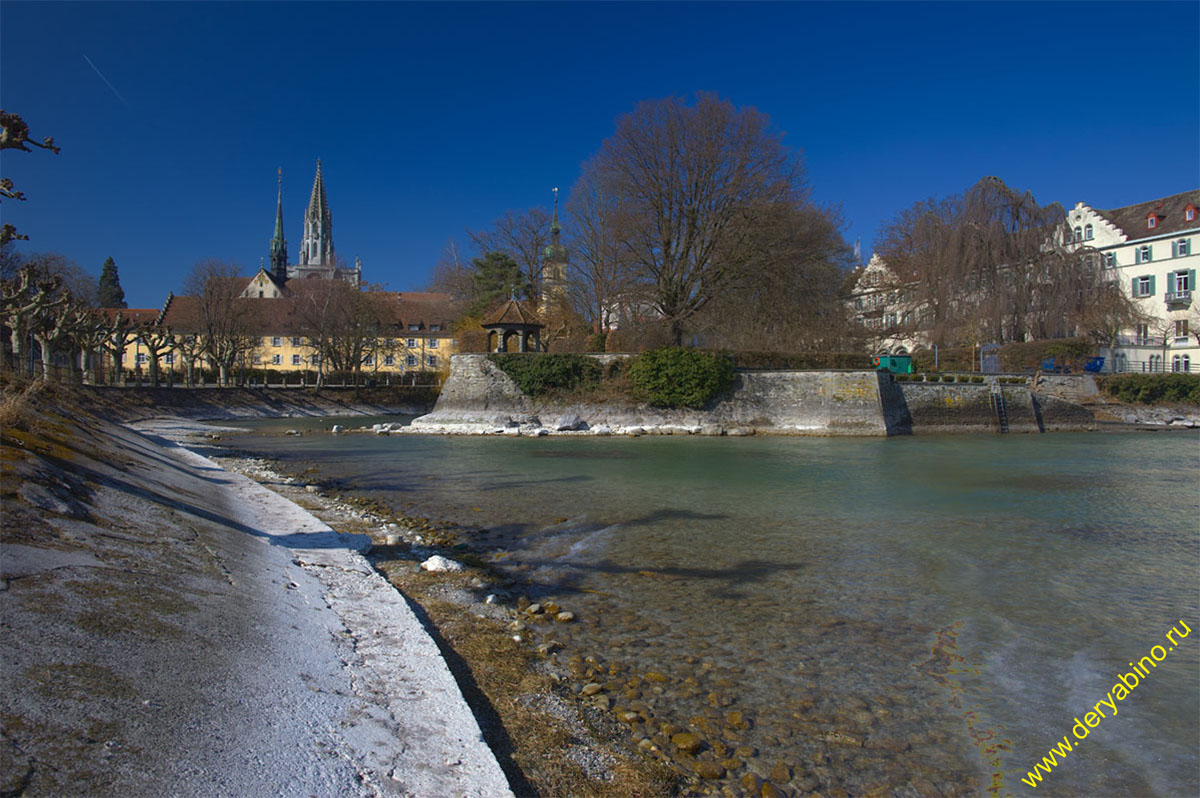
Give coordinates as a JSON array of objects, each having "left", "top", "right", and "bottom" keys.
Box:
[{"left": 871, "top": 354, "right": 913, "bottom": 374}]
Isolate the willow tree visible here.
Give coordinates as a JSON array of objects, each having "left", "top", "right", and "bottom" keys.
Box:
[
  {"left": 877, "top": 177, "right": 1132, "bottom": 348},
  {"left": 576, "top": 93, "right": 810, "bottom": 346}
]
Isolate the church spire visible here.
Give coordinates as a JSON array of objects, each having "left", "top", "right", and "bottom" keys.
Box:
[
  {"left": 269, "top": 167, "right": 288, "bottom": 282},
  {"left": 541, "top": 186, "right": 569, "bottom": 311},
  {"left": 299, "top": 158, "right": 334, "bottom": 268}
]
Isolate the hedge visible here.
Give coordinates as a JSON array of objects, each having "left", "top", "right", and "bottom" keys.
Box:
[
  {"left": 629, "top": 348, "right": 736, "bottom": 409},
  {"left": 487, "top": 353, "right": 602, "bottom": 397},
  {"left": 1100, "top": 373, "right": 1200, "bottom": 405}
]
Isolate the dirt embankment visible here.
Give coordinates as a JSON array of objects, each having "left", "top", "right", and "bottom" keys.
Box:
[
  {"left": 0, "top": 385, "right": 510, "bottom": 797},
  {"left": 73, "top": 385, "right": 438, "bottom": 422}
]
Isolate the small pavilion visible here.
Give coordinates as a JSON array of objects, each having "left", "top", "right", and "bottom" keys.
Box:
[{"left": 482, "top": 298, "right": 545, "bottom": 353}]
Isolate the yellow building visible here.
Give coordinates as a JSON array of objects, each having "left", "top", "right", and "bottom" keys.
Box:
[{"left": 103, "top": 274, "right": 459, "bottom": 384}]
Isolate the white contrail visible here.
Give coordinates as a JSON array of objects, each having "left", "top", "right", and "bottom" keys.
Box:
[{"left": 83, "top": 54, "right": 129, "bottom": 107}]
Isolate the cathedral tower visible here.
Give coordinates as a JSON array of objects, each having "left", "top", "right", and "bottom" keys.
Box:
[
  {"left": 269, "top": 168, "right": 288, "bottom": 283},
  {"left": 298, "top": 159, "right": 334, "bottom": 268}
]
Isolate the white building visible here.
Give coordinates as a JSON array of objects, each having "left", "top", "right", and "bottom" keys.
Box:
[
  {"left": 1066, "top": 191, "right": 1197, "bottom": 373},
  {"left": 846, "top": 254, "right": 926, "bottom": 354}
]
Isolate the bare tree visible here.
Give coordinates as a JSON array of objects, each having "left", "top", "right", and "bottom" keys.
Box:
[
  {"left": 564, "top": 160, "right": 631, "bottom": 334},
  {"left": 468, "top": 207, "right": 552, "bottom": 300},
  {"left": 877, "top": 177, "right": 1123, "bottom": 349},
  {"left": 1, "top": 265, "right": 64, "bottom": 372},
  {"left": 581, "top": 93, "right": 808, "bottom": 345},
  {"left": 183, "top": 260, "right": 253, "bottom": 385},
  {"left": 1, "top": 111, "right": 60, "bottom": 247},
  {"left": 427, "top": 239, "right": 477, "bottom": 301},
  {"left": 698, "top": 203, "right": 856, "bottom": 350}
]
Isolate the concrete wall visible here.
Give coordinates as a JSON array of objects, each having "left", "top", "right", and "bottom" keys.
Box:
[{"left": 421, "top": 355, "right": 1095, "bottom": 435}]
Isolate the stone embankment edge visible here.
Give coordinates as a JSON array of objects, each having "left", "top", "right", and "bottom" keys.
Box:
[
  {"left": 403, "top": 354, "right": 1125, "bottom": 437},
  {"left": 134, "top": 418, "right": 514, "bottom": 798}
]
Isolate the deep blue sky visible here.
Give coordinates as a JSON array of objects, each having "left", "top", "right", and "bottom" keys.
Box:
[{"left": 3, "top": 1, "right": 1197, "bottom": 308}]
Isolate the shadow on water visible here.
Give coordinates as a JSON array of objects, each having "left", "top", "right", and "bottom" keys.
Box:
[
  {"left": 618, "top": 508, "right": 729, "bottom": 529},
  {"left": 476, "top": 474, "right": 594, "bottom": 492},
  {"left": 515, "top": 557, "right": 804, "bottom": 600}
]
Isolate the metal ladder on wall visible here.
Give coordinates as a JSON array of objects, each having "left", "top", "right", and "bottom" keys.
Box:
[{"left": 990, "top": 381, "right": 1009, "bottom": 433}]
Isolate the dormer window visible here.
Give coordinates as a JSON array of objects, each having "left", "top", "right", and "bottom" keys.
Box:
[
  {"left": 1186, "top": 204, "right": 1197, "bottom": 223},
  {"left": 1147, "top": 214, "right": 1158, "bottom": 229}
]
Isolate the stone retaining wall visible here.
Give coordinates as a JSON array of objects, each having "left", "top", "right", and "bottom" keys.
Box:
[{"left": 417, "top": 355, "right": 1095, "bottom": 436}]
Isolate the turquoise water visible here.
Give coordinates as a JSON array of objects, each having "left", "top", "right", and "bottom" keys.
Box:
[{"left": 224, "top": 427, "right": 1200, "bottom": 796}]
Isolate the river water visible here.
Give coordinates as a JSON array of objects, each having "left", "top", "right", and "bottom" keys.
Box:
[{"left": 221, "top": 421, "right": 1199, "bottom": 796}]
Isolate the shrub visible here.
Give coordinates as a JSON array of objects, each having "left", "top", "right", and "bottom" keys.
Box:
[
  {"left": 971, "top": 376, "right": 984, "bottom": 383},
  {"left": 629, "top": 348, "right": 736, "bottom": 409},
  {"left": 1101, "top": 373, "right": 1200, "bottom": 405},
  {"left": 586, "top": 333, "right": 608, "bottom": 353},
  {"left": 942, "top": 374, "right": 956, "bottom": 383},
  {"left": 488, "top": 353, "right": 602, "bottom": 397}
]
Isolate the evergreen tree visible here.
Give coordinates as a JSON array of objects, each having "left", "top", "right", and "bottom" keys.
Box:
[
  {"left": 470, "top": 251, "right": 526, "bottom": 315},
  {"left": 97, "top": 256, "right": 126, "bottom": 308}
]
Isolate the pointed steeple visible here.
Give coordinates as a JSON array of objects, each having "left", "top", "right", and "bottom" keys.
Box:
[
  {"left": 299, "top": 158, "right": 334, "bottom": 267},
  {"left": 541, "top": 186, "right": 569, "bottom": 311},
  {"left": 269, "top": 167, "right": 288, "bottom": 282}
]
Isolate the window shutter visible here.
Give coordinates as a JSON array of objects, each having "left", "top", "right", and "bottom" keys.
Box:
[
  {"left": 1189, "top": 270, "right": 1196, "bottom": 292},
  {"left": 1149, "top": 275, "right": 1156, "bottom": 296},
  {"left": 1131, "top": 277, "right": 1138, "bottom": 295},
  {"left": 1148, "top": 245, "right": 1153, "bottom": 261},
  {"left": 1172, "top": 241, "right": 1179, "bottom": 258}
]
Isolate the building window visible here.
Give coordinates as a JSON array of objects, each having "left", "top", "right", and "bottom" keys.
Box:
[
  {"left": 363, "top": 354, "right": 374, "bottom": 367},
  {"left": 1103, "top": 252, "right": 1116, "bottom": 268},
  {"left": 1174, "top": 271, "right": 1192, "bottom": 292},
  {"left": 311, "top": 353, "right": 321, "bottom": 365},
  {"left": 136, "top": 353, "right": 148, "bottom": 365},
  {"left": 406, "top": 355, "right": 417, "bottom": 367},
  {"left": 406, "top": 338, "right": 416, "bottom": 348},
  {"left": 1172, "top": 355, "right": 1191, "bottom": 372},
  {"left": 292, "top": 354, "right": 302, "bottom": 366},
  {"left": 384, "top": 354, "right": 395, "bottom": 366},
  {"left": 252, "top": 354, "right": 262, "bottom": 365},
  {"left": 428, "top": 338, "right": 439, "bottom": 348},
  {"left": 1173, "top": 238, "right": 1191, "bottom": 257},
  {"left": 1135, "top": 323, "right": 1150, "bottom": 345},
  {"left": 884, "top": 312, "right": 897, "bottom": 327},
  {"left": 1175, "top": 319, "right": 1189, "bottom": 342},
  {"left": 430, "top": 324, "right": 442, "bottom": 332},
  {"left": 1134, "top": 276, "right": 1153, "bottom": 297},
  {"left": 426, "top": 355, "right": 438, "bottom": 367},
  {"left": 271, "top": 336, "right": 282, "bottom": 347},
  {"left": 1147, "top": 355, "right": 1162, "bottom": 372},
  {"left": 1187, "top": 206, "right": 1196, "bottom": 222},
  {"left": 1148, "top": 215, "right": 1158, "bottom": 229},
  {"left": 408, "top": 324, "right": 420, "bottom": 331},
  {"left": 1084, "top": 224, "right": 1093, "bottom": 240},
  {"left": 384, "top": 338, "right": 395, "bottom": 348},
  {"left": 1135, "top": 246, "right": 1152, "bottom": 264},
  {"left": 1074, "top": 226, "right": 1082, "bottom": 242},
  {"left": 291, "top": 337, "right": 301, "bottom": 347},
  {"left": 271, "top": 354, "right": 281, "bottom": 365}
]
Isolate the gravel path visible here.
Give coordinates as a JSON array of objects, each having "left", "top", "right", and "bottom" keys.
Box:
[{"left": 1, "top": 414, "right": 512, "bottom": 797}]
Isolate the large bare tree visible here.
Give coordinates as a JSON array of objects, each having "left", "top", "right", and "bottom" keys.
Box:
[
  {"left": 578, "top": 93, "right": 810, "bottom": 345},
  {"left": 876, "top": 177, "right": 1135, "bottom": 349},
  {"left": 182, "top": 260, "right": 253, "bottom": 385},
  {"left": 564, "top": 161, "right": 631, "bottom": 334},
  {"left": 697, "top": 203, "right": 856, "bottom": 350}
]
